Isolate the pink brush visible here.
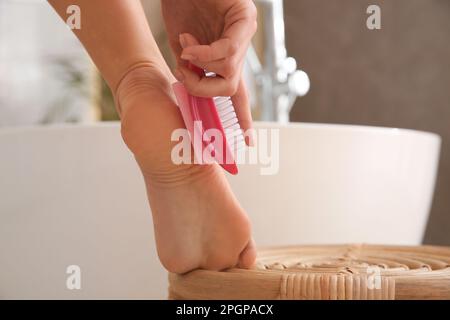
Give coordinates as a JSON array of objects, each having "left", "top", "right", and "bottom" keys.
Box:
[{"left": 172, "top": 64, "right": 245, "bottom": 175}]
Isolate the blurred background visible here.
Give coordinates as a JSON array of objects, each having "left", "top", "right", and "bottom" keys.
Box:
[{"left": 0, "top": 0, "right": 448, "bottom": 244}]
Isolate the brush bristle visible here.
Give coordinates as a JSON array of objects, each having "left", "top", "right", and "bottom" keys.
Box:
[{"left": 213, "top": 96, "right": 246, "bottom": 152}]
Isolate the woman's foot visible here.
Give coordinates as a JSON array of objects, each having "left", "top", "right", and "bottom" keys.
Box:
[
  {"left": 144, "top": 163, "right": 256, "bottom": 273},
  {"left": 117, "top": 65, "right": 256, "bottom": 273}
]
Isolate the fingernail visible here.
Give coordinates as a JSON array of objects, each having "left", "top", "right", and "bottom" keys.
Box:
[
  {"left": 179, "top": 34, "right": 187, "bottom": 48},
  {"left": 174, "top": 69, "right": 185, "bottom": 82},
  {"left": 246, "top": 129, "right": 255, "bottom": 147},
  {"left": 181, "top": 53, "right": 196, "bottom": 61}
]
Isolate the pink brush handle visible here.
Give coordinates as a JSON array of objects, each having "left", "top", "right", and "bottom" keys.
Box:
[{"left": 176, "top": 63, "right": 238, "bottom": 175}]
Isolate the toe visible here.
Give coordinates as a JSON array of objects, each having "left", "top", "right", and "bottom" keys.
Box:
[{"left": 238, "top": 238, "right": 257, "bottom": 269}]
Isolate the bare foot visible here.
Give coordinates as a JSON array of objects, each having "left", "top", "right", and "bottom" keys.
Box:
[
  {"left": 117, "top": 65, "right": 256, "bottom": 273},
  {"left": 144, "top": 164, "right": 256, "bottom": 273}
]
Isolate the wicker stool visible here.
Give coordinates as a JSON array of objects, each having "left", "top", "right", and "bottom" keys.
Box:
[{"left": 169, "top": 244, "right": 450, "bottom": 300}]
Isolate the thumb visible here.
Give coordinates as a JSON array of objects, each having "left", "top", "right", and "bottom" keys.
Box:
[{"left": 179, "top": 33, "right": 200, "bottom": 50}]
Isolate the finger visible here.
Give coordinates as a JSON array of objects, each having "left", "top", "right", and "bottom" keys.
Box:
[
  {"left": 181, "top": 37, "right": 238, "bottom": 62},
  {"left": 232, "top": 77, "right": 254, "bottom": 146},
  {"left": 179, "top": 33, "right": 200, "bottom": 49},
  {"left": 238, "top": 238, "right": 257, "bottom": 269},
  {"left": 176, "top": 65, "right": 239, "bottom": 97},
  {"left": 187, "top": 57, "right": 237, "bottom": 80},
  {"left": 180, "top": 34, "right": 236, "bottom": 78},
  {"left": 177, "top": 33, "right": 200, "bottom": 70}
]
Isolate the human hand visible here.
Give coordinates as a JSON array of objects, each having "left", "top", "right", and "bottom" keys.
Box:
[{"left": 161, "top": 0, "right": 257, "bottom": 143}]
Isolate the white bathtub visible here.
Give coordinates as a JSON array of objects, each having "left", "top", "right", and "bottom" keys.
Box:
[{"left": 0, "top": 122, "right": 441, "bottom": 299}]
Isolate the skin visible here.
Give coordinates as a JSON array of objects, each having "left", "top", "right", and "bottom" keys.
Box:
[
  {"left": 48, "top": 0, "right": 257, "bottom": 273},
  {"left": 162, "top": 0, "right": 257, "bottom": 143}
]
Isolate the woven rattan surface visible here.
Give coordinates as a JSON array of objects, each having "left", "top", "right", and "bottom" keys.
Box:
[{"left": 169, "top": 244, "right": 450, "bottom": 300}]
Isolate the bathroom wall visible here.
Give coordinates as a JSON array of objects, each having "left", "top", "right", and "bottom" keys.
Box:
[
  {"left": 285, "top": 0, "right": 450, "bottom": 245},
  {"left": 0, "top": 0, "right": 96, "bottom": 126}
]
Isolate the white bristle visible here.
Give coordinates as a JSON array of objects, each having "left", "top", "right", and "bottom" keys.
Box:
[
  {"left": 226, "top": 127, "right": 243, "bottom": 140},
  {"left": 213, "top": 96, "right": 245, "bottom": 152},
  {"left": 220, "top": 111, "right": 237, "bottom": 123}
]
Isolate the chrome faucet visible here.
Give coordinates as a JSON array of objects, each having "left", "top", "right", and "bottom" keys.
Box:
[{"left": 246, "top": 0, "right": 310, "bottom": 123}]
